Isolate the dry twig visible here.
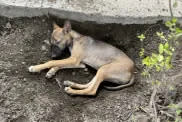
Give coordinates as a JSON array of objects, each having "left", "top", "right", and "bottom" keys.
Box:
[
  {"left": 149, "top": 86, "right": 158, "bottom": 122},
  {"left": 55, "top": 78, "right": 62, "bottom": 89}
]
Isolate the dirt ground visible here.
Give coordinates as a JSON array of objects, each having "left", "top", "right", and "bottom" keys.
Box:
[{"left": 0, "top": 16, "right": 181, "bottom": 122}]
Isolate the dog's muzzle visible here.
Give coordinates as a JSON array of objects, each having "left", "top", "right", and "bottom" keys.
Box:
[{"left": 50, "top": 44, "right": 64, "bottom": 59}]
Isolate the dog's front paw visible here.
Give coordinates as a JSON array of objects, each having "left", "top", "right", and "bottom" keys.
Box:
[
  {"left": 45, "top": 68, "right": 58, "bottom": 78},
  {"left": 64, "top": 87, "right": 74, "bottom": 95},
  {"left": 63, "top": 80, "right": 74, "bottom": 86},
  {"left": 46, "top": 71, "right": 55, "bottom": 78},
  {"left": 28, "top": 66, "right": 40, "bottom": 73}
]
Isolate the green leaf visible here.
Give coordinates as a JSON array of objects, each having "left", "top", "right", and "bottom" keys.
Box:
[
  {"left": 160, "top": 62, "right": 165, "bottom": 67},
  {"left": 176, "top": 109, "right": 182, "bottom": 115},
  {"left": 165, "top": 56, "right": 171, "bottom": 63},
  {"left": 164, "top": 42, "right": 169, "bottom": 49},
  {"left": 139, "top": 48, "right": 145, "bottom": 57},
  {"left": 169, "top": 86, "right": 174, "bottom": 90},
  {"left": 159, "top": 44, "right": 164, "bottom": 54},
  {"left": 165, "top": 56, "right": 172, "bottom": 70},
  {"left": 141, "top": 70, "right": 149, "bottom": 76},
  {"left": 152, "top": 53, "right": 158, "bottom": 58},
  {"left": 156, "top": 80, "right": 161, "bottom": 86},
  {"left": 165, "top": 21, "right": 172, "bottom": 28},
  {"left": 168, "top": 104, "right": 177, "bottom": 109},
  {"left": 176, "top": 33, "right": 182, "bottom": 41},
  {"left": 142, "top": 57, "right": 150, "bottom": 66},
  {"left": 176, "top": 27, "right": 182, "bottom": 34},
  {"left": 157, "top": 54, "right": 164, "bottom": 62},
  {"left": 170, "top": 27, "right": 176, "bottom": 32},
  {"left": 168, "top": 34, "right": 173, "bottom": 40},
  {"left": 156, "top": 32, "right": 165, "bottom": 40},
  {"left": 156, "top": 65, "right": 161, "bottom": 71},
  {"left": 172, "top": 18, "right": 177, "bottom": 24},
  {"left": 152, "top": 80, "right": 161, "bottom": 86},
  {"left": 137, "top": 34, "right": 145, "bottom": 41},
  {"left": 164, "top": 49, "right": 172, "bottom": 56}
]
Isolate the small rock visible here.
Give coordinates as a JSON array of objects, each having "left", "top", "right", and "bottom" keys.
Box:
[
  {"left": 18, "top": 29, "right": 21, "bottom": 32},
  {"left": 22, "top": 62, "right": 26, "bottom": 64},
  {"left": 5, "top": 22, "right": 11, "bottom": 29},
  {"left": 84, "top": 68, "right": 88, "bottom": 72},
  {"left": 23, "top": 78, "right": 27, "bottom": 82},
  {"left": 145, "top": 91, "right": 151, "bottom": 96},
  {"left": 41, "top": 45, "right": 47, "bottom": 51},
  {"left": 43, "top": 40, "right": 50, "bottom": 45},
  {"left": 128, "top": 105, "right": 131, "bottom": 109},
  {"left": 72, "top": 72, "right": 76, "bottom": 76}
]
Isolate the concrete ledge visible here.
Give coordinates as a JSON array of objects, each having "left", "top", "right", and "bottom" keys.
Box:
[{"left": 0, "top": 0, "right": 182, "bottom": 24}]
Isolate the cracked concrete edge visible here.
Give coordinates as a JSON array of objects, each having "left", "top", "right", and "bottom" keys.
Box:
[
  {"left": 0, "top": 2, "right": 182, "bottom": 24},
  {"left": 49, "top": 8, "right": 175, "bottom": 24}
]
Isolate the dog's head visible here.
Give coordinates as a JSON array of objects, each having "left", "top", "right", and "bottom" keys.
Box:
[{"left": 50, "top": 21, "right": 72, "bottom": 59}]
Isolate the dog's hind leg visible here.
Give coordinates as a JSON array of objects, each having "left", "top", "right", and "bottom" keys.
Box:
[
  {"left": 63, "top": 80, "right": 92, "bottom": 89},
  {"left": 64, "top": 61, "right": 134, "bottom": 96},
  {"left": 64, "top": 64, "right": 108, "bottom": 95},
  {"left": 64, "top": 75, "right": 103, "bottom": 95}
]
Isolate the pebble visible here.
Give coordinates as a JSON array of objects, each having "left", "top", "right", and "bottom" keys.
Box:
[
  {"left": 72, "top": 72, "right": 76, "bottom": 76},
  {"left": 144, "top": 91, "right": 151, "bottom": 96},
  {"left": 43, "top": 40, "right": 50, "bottom": 45},
  {"left": 128, "top": 105, "right": 131, "bottom": 110},
  {"left": 84, "top": 68, "right": 88, "bottom": 72},
  {"left": 42, "top": 19, "right": 45, "bottom": 22},
  {"left": 21, "top": 62, "right": 26, "bottom": 64},
  {"left": 5, "top": 22, "right": 11, "bottom": 29},
  {"left": 41, "top": 45, "right": 47, "bottom": 51},
  {"left": 23, "top": 78, "right": 27, "bottom": 82}
]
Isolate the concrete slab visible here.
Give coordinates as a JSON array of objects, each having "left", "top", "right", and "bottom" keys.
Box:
[{"left": 0, "top": 0, "right": 182, "bottom": 24}]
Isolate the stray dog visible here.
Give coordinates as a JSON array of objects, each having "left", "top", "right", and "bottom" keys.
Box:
[{"left": 28, "top": 21, "right": 135, "bottom": 96}]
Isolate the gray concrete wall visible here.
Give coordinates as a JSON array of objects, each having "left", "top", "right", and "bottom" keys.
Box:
[{"left": 0, "top": 0, "right": 182, "bottom": 24}]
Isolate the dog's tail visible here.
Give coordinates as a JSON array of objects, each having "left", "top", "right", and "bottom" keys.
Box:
[{"left": 103, "top": 75, "right": 135, "bottom": 91}]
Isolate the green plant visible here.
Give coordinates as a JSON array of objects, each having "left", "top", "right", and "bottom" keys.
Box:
[
  {"left": 138, "top": 18, "right": 182, "bottom": 75},
  {"left": 168, "top": 104, "right": 182, "bottom": 122},
  {"left": 137, "top": 18, "right": 182, "bottom": 121}
]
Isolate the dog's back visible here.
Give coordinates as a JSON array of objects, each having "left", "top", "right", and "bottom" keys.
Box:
[{"left": 74, "top": 36, "right": 132, "bottom": 69}]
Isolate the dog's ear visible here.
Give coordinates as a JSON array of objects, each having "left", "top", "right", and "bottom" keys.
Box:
[
  {"left": 53, "top": 22, "right": 60, "bottom": 30},
  {"left": 63, "top": 20, "right": 71, "bottom": 34}
]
